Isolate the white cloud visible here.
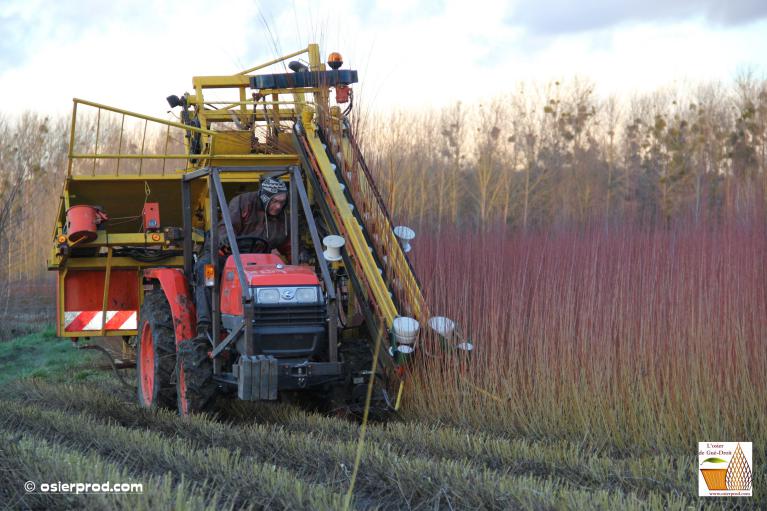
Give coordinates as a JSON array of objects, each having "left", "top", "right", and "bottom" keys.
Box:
[
  {"left": 508, "top": 0, "right": 767, "bottom": 35},
  {"left": 508, "top": 17, "right": 767, "bottom": 98},
  {"left": 0, "top": 0, "right": 260, "bottom": 117},
  {"left": 0, "top": 0, "right": 765, "bottom": 119}
]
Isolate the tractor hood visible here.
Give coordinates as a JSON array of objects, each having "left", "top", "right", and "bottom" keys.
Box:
[
  {"left": 223, "top": 254, "right": 320, "bottom": 287},
  {"left": 221, "top": 254, "right": 322, "bottom": 316}
]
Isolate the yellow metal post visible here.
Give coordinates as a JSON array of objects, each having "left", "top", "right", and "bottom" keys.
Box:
[
  {"left": 116, "top": 114, "right": 125, "bottom": 175},
  {"left": 93, "top": 108, "right": 101, "bottom": 176},
  {"left": 236, "top": 47, "right": 308, "bottom": 75},
  {"left": 99, "top": 247, "right": 113, "bottom": 336},
  {"left": 68, "top": 101, "right": 77, "bottom": 176},
  {"left": 162, "top": 124, "right": 170, "bottom": 175},
  {"left": 394, "top": 380, "right": 405, "bottom": 411},
  {"left": 58, "top": 268, "right": 68, "bottom": 336},
  {"left": 138, "top": 119, "right": 148, "bottom": 175}
]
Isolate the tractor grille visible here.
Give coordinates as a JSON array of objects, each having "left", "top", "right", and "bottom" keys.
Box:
[{"left": 253, "top": 303, "right": 326, "bottom": 326}]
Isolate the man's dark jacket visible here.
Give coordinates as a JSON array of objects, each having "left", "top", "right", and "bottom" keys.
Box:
[{"left": 215, "top": 191, "right": 289, "bottom": 252}]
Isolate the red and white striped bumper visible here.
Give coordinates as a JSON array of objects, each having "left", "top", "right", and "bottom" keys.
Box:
[{"left": 64, "top": 310, "right": 138, "bottom": 332}]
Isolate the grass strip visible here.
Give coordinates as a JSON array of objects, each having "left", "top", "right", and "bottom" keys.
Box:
[
  {"left": 0, "top": 402, "right": 349, "bottom": 511},
  {"left": 0, "top": 427, "right": 237, "bottom": 511}
]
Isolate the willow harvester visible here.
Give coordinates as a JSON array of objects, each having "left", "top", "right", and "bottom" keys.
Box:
[{"left": 49, "top": 44, "right": 465, "bottom": 415}]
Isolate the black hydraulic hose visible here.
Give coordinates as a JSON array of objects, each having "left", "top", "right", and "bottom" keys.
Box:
[{"left": 114, "top": 248, "right": 182, "bottom": 263}]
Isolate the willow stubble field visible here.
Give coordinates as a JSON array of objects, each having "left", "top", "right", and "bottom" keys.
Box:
[{"left": 0, "top": 216, "right": 764, "bottom": 510}]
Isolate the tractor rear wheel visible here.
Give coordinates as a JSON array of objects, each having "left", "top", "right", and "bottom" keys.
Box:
[
  {"left": 136, "top": 289, "right": 177, "bottom": 409},
  {"left": 176, "top": 337, "right": 217, "bottom": 415}
]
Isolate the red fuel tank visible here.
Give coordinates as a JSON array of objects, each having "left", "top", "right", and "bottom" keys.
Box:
[{"left": 66, "top": 205, "right": 108, "bottom": 243}]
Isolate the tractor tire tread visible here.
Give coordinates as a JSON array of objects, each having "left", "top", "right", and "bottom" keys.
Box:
[
  {"left": 137, "top": 289, "right": 177, "bottom": 409},
  {"left": 177, "top": 337, "right": 217, "bottom": 414}
]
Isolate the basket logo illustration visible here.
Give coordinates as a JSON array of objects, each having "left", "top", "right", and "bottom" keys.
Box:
[{"left": 698, "top": 442, "right": 752, "bottom": 497}]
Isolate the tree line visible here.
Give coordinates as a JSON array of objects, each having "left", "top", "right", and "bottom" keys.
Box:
[{"left": 360, "top": 74, "right": 767, "bottom": 231}]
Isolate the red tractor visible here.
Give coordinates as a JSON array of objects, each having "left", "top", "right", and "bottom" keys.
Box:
[{"left": 136, "top": 163, "right": 352, "bottom": 414}]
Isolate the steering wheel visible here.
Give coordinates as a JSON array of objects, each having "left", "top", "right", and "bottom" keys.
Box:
[{"left": 234, "top": 235, "right": 272, "bottom": 254}]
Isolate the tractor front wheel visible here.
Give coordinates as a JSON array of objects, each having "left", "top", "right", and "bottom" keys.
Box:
[
  {"left": 176, "top": 337, "right": 217, "bottom": 415},
  {"left": 136, "top": 289, "right": 177, "bottom": 409}
]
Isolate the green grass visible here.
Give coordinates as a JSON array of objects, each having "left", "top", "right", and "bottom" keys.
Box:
[{"left": 0, "top": 326, "right": 100, "bottom": 386}]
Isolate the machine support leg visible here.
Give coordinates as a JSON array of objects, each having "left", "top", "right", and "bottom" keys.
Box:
[
  {"left": 291, "top": 166, "right": 335, "bottom": 297},
  {"left": 181, "top": 179, "right": 193, "bottom": 280},
  {"left": 291, "top": 165, "right": 339, "bottom": 360},
  {"left": 290, "top": 168, "right": 300, "bottom": 265},
  {"left": 209, "top": 176, "right": 221, "bottom": 373},
  {"left": 210, "top": 169, "right": 249, "bottom": 296},
  {"left": 99, "top": 247, "right": 113, "bottom": 337},
  {"left": 328, "top": 297, "right": 338, "bottom": 362},
  {"left": 209, "top": 168, "right": 258, "bottom": 355}
]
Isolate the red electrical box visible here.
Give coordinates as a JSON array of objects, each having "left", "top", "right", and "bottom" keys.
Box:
[
  {"left": 142, "top": 202, "right": 160, "bottom": 231},
  {"left": 335, "top": 85, "right": 350, "bottom": 104}
]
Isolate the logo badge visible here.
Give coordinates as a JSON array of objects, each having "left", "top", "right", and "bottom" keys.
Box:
[
  {"left": 698, "top": 442, "right": 752, "bottom": 497},
  {"left": 280, "top": 288, "right": 295, "bottom": 300}
]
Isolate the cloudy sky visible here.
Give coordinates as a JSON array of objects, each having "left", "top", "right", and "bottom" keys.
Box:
[{"left": 1, "top": 0, "right": 766, "bottom": 117}]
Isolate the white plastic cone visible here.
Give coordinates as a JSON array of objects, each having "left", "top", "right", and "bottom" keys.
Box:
[
  {"left": 428, "top": 316, "right": 456, "bottom": 339},
  {"left": 393, "top": 225, "right": 415, "bottom": 253},
  {"left": 392, "top": 316, "right": 419, "bottom": 345}
]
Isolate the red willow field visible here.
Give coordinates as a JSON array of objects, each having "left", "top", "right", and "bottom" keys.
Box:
[{"left": 404, "top": 216, "right": 767, "bottom": 455}]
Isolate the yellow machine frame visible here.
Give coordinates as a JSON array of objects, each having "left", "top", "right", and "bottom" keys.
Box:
[{"left": 51, "top": 44, "right": 423, "bottom": 339}]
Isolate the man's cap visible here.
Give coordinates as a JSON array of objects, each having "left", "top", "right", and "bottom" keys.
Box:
[{"left": 259, "top": 177, "right": 288, "bottom": 210}]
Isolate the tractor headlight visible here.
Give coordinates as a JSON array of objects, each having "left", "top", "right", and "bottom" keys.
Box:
[
  {"left": 254, "top": 286, "right": 321, "bottom": 304},
  {"left": 296, "top": 287, "right": 318, "bottom": 303},
  {"left": 257, "top": 288, "right": 280, "bottom": 304}
]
